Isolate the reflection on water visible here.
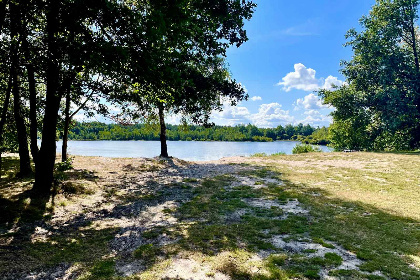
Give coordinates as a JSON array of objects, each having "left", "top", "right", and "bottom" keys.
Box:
[{"left": 46, "top": 140, "right": 332, "bottom": 161}]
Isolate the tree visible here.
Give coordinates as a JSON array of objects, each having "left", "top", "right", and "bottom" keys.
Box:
[
  {"left": 113, "top": 0, "right": 255, "bottom": 157},
  {"left": 321, "top": 0, "right": 420, "bottom": 151}
]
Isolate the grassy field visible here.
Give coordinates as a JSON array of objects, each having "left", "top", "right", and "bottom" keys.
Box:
[{"left": 0, "top": 152, "right": 419, "bottom": 280}]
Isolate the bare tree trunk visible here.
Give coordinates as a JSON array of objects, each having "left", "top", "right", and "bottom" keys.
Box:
[
  {"left": 408, "top": 5, "right": 420, "bottom": 148},
  {"left": 10, "top": 1, "right": 31, "bottom": 177},
  {"left": 33, "top": 0, "right": 60, "bottom": 194},
  {"left": 12, "top": 71, "right": 32, "bottom": 177},
  {"left": 158, "top": 104, "right": 168, "bottom": 158},
  {"left": 0, "top": 76, "right": 12, "bottom": 176},
  {"left": 27, "top": 63, "right": 39, "bottom": 162},
  {"left": 62, "top": 91, "right": 71, "bottom": 162}
]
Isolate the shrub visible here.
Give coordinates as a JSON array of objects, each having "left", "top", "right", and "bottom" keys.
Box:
[
  {"left": 271, "top": 152, "right": 286, "bottom": 156},
  {"left": 292, "top": 144, "right": 322, "bottom": 154},
  {"left": 251, "top": 152, "right": 267, "bottom": 157},
  {"left": 54, "top": 157, "right": 74, "bottom": 183}
]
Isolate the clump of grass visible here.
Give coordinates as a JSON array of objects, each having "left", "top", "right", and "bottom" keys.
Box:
[
  {"left": 251, "top": 152, "right": 268, "bottom": 157},
  {"left": 182, "top": 178, "right": 199, "bottom": 183},
  {"left": 81, "top": 260, "right": 115, "bottom": 280},
  {"left": 55, "top": 158, "right": 74, "bottom": 172},
  {"left": 252, "top": 152, "right": 287, "bottom": 157},
  {"left": 312, "top": 238, "right": 335, "bottom": 249},
  {"left": 142, "top": 229, "right": 162, "bottom": 239},
  {"left": 271, "top": 152, "right": 286, "bottom": 156},
  {"left": 324, "top": 252, "right": 343, "bottom": 266},
  {"left": 59, "top": 182, "right": 95, "bottom": 195},
  {"left": 53, "top": 158, "right": 74, "bottom": 183},
  {"left": 267, "top": 254, "right": 288, "bottom": 266},
  {"left": 303, "top": 249, "right": 317, "bottom": 253},
  {"left": 133, "top": 244, "right": 160, "bottom": 261},
  {"left": 292, "top": 143, "right": 322, "bottom": 154}
]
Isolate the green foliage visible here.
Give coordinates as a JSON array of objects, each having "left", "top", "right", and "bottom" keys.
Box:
[
  {"left": 292, "top": 144, "right": 322, "bottom": 154},
  {"left": 299, "top": 127, "right": 330, "bottom": 145},
  {"left": 55, "top": 158, "right": 74, "bottom": 173},
  {"left": 65, "top": 121, "right": 327, "bottom": 143},
  {"left": 320, "top": 0, "right": 420, "bottom": 151},
  {"left": 54, "top": 158, "right": 74, "bottom": 184}
]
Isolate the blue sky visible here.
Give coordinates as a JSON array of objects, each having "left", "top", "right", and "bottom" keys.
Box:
[
  {"left": 208, "top": 0, "right": 376, "bottom": 128},
  {"left": 76, "top": 0, "right": 377, "bottom": 128}
]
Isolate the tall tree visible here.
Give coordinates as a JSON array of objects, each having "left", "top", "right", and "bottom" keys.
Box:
[
  {"left": 9, "top": 0, "right": 32, "bottom": 176},
  {"left": 119, "top": 0, "right": 255, "bottom": 157},
  {"left": 321, "top": 0, "right": 420, "bottom": 150},
  {"left": 33, "top": 0, "right": 132, "bottom": 193}
]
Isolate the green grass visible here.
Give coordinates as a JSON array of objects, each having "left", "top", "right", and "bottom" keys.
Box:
[
  {"left": 133, "top": 244, "right": 161, "bottom": 261},
  {"left": 1, "top": 153, "right": 419, "bottom": 280}
]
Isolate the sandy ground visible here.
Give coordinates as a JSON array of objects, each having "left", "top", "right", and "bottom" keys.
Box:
[{"left": 0, "top": 154, "right": 399, "bottom": 279}]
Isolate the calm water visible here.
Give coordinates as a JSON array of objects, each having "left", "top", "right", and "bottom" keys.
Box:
[{"left": 51, "top": 140, "right": 332, "bottom": 161}]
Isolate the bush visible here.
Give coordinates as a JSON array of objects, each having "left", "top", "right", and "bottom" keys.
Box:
[
  {"left": 55, "top": 158, "right": 74, "bottom": 172},
  {"left": 292, "top": 143, "right": 322, "bottom": 154},
  {"left": 54, "top": 158, "right": 74, "bottom": 184}
]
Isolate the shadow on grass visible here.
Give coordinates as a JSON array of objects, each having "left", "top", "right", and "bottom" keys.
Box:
[{"left": 0, "top": 158, "right": 419, "bottom": 280}]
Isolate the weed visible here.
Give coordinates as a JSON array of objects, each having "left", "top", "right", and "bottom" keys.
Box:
[
  {"left": 133, "top": 244, "right": 160, "bottom": 261},
  {"left": 292, "top": 144, "right": 322, "bottom": 154}
]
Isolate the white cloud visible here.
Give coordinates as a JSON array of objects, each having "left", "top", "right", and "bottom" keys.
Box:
[
  {"left": 165, "top": 114, "right": 183, "bottom": 125},
  {"left": 304, "top": 109, "right": 322, "bottom": 117},
  {"left": 277, "top": 63, "right": 319, "bottom": 92},
  {"left": 295, "top": 93, "right": 329, "bottom": 110},
  {"left": 295, "top": 109, "right": 332, "bottom": 126},
  {"left": 322, "top": 75, "right": 346, "bottom": 90},
  {"left": 299, "top": 114, "right": 332, "bottom": 126},
  {"left": 211, "top": 99, "right": 251, "bottom": 126},
  {"left": 211, "top": 101, "right": 294, "bottom": 128},
  {"left": 277, "top": 63, "right": 345, "bottom": 92},
  {"left": 250, "top": 96, "right": 262, "bottom": 101},
  {"left": 249, "top": 103, "right": 294, "bottom": 128}
]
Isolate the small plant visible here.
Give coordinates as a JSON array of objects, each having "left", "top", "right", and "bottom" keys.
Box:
[
  {"left": 292, "top": 143, "right": 322, "bottom": 154},
  {"left": 312, "top": 238, "right": 335, "bottom": 249},
  {"left": 55, "top": 157, "right": 74, "bottom": 172},
  {"left": 251, "top": 152, "right": 267, "bottom": 157},
  {"left": 271, "top": 152, "right": 286, "bottom": 156},
  {"left": 324, "top": 252, "right": 343, "bottom": 266},
  {"left": 54, "top": 157, "right": 74, "bottom": 183},
  {"left": 83, "top": 260, "right": 115, "bottom": 280},
  {"left": 267, "top": 254, "right": 287, "bottom": 266},
  {"left": 133, "top": 243, "right": 160, "bottom": 260},
  {"left": 182, "top": 178, "right": 199, "bottom": 183}
]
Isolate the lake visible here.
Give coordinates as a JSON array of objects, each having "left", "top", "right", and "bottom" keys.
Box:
[{"left": 52, "top": 140, "right": 332, "bottom": 161}]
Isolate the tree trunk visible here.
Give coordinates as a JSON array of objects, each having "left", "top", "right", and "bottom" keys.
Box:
[
  {"left": 409, "top": 12, "right": 420, "bottom": 148},
  {"left": 27, "top": 63, "right": 39, "bottom": 162},
  {"left": 12, "top": 71, "right": 32, "bottom": 177},
  {"left": 158, "top": 104, "right": 168, "bottom": 158},
  {"left": 33, "top": 0, "right": 60, "bottom": 194},
  {"left": 62, "top": 91, "right": 71, "bottom": 162},
  {"left": 10, "top": 2, "right": 31, "bottom": 177},
  {"left": 0, "top": 75, "right": 12, "bottom": 176}
]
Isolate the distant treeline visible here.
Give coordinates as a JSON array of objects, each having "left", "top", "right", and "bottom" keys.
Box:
[{"left": 64, "top": 122, "right": 330, "bottom": 144}]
